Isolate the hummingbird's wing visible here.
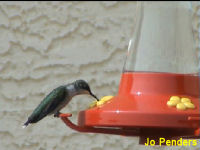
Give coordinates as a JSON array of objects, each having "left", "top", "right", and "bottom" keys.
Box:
[
  {"left": 25, "top": 86, "right": 67, "bottom": 125},
  {"left": 42, "top": 87, "right": 68, "bottom": 115}
]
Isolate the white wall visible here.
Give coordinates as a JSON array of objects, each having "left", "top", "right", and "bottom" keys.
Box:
[{"left": 0, "top": 2, "right": 199, "bottom": 150}]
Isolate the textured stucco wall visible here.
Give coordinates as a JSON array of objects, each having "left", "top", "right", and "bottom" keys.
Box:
[{"left": 0, "top": 1, "right": 199, "bottom": 150}]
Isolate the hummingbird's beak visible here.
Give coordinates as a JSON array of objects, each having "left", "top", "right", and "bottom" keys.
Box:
[{"left": 90, "top": 92, "right": 99, "bottom": 101}]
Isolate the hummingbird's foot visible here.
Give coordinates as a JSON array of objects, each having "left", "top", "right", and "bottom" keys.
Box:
[{"left": 54, "top": 112, "right": 61, "bottom": 118}]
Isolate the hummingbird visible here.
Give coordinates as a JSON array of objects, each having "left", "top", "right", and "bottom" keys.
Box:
[{"left": 23, "top": 80, "right": 99, "bottom": 128}]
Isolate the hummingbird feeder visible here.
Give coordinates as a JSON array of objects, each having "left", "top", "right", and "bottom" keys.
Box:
[{"left": 60, "top": 2, "right": 200, "bottom": 144}]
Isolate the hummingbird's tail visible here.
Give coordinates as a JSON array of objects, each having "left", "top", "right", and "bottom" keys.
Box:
[
  {"left": 22, "top": 120, "right": 30, "bottom": 128},
  {"left": 22, "top": 112, "right": 48, "bottom": 129}
]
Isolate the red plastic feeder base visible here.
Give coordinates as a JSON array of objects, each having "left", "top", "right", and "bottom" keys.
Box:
[{"left": 60, "top": 72, "right": 200, "bottom": 145}]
